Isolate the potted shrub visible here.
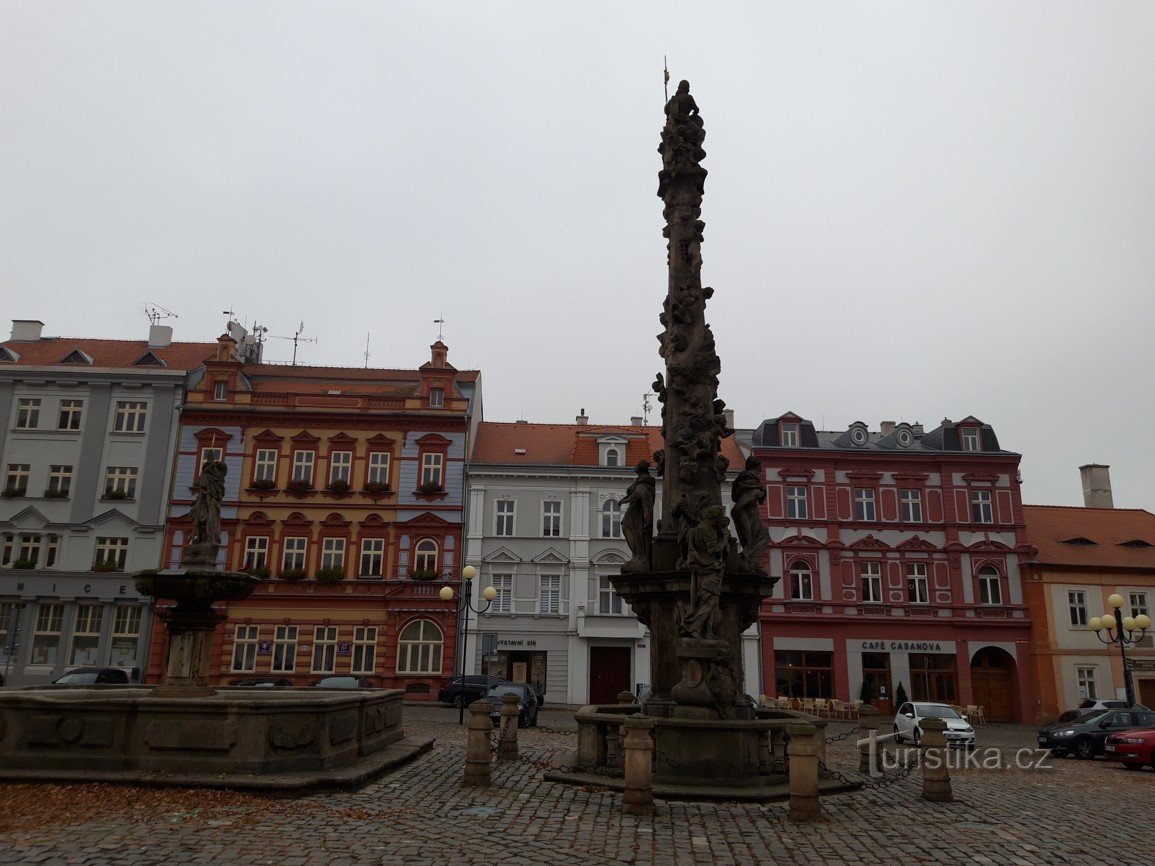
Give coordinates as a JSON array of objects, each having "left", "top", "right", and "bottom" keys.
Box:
[
  {"left": 895, "top": 681, "right": 909, "bottom": 706},
  {"left": 2, "top": 487, "right": 26, "bottom": 498},
  {"left": 244, "top": 565, "right": 271, "bottom": 579},
  {"left": 410, "top": 568, "right": 439, "bottom": 581},
  {"left": 12, "top": 558, "right": 37, "bottom": 569},
  {"left": 93, "top": 560, "right": 120, "bottom": 573},
  {"left": 859, "top": 680, "right": 873, "bottom": 704},
  {"left": 326, "top": 479, "right": 351, "bottom": 494},
  {"left": 104, "top": 489, "right": 129, "bottom": 500},
  {"left": 315, "top": 567, "right": 344, "bottom": 584},
  {"left": 280, "top": 568, "right": 307, "bottom": 581},
  {"left": 362, "top": 481, "right": 393, "bottom": 496},
  {"left": 250, "top": 478, "right": 277, "bottom": 491},
  {"left": 43, "top": 488, "right": 69, "bottom": 499},
  {"left": 417, "top": 481, "right": 444, "bottom": 495},
  {"left": 285, "top": 479, "right": 313, "bottom": 496}
]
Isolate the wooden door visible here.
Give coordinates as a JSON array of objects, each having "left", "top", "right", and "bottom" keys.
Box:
[
  {"left": 589, "top": 647, "right": 631, "bottom": 705},
  {"left": 970, "top": 648, "right": 1016, "bottom": 722}
]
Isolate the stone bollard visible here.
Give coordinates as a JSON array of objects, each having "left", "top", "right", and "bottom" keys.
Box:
[
  {"left": 496, "top": 693, "right": 520, "bottom": 761},
  {"left": 919, "top": 717, "right": 953, "bottom": 802},
  {"left": 622, "top": 714, "right": 655, "bottom": 816},
  {"left": 464, "top": 700, "right": 494, "bottom": 787},
  {"left": 786, "top": 724, "right": 821, "bottom": 822},
  {"left": 858, "top": 705, "right": 882, "bottom": 774}
]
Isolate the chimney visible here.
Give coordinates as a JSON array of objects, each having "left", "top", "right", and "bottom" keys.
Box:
[
  {"left": 576, "top": 408, "right": 588, "bottom": 426},
  {"left": 723, "top": 408, "right": 735, "bottom": 430},
  {"left": 148, "top": 324, "right": 173, "bottom": 348},
  {"left": 880, "top": 420, "right": 896, "bottom": 436},
  {"left": 1079, "top": 464, "right": 1114, "bottom": 509},
  {"left": 430, "top": 341, "right": 448, "bottom": 368},
  {"left": 10, "top": 320, "right": 44, "bottom": 342},
  {"left": 912, "top": 423, "right": 925, "bottom": 438}
]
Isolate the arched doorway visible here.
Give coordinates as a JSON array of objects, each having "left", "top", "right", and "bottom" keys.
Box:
[{"left": 970, "top": 647, "right": 1016, "bottom": 722}]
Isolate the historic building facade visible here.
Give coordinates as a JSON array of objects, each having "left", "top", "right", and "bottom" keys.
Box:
[
  {"left": 1022, "top": 483, "right": 1155, "bottom": 720},
  {"left": 143, "top": 337, "right": 481, "bottom": 697},
  {"left": 464, "top": 417, "right": 753, "bottom": 705},
  {"left": 0, "top": 320, "right": 215, "bottom": 685},
  {"left": 750, "top": 413, "right": 1036, "bottom": 722}
]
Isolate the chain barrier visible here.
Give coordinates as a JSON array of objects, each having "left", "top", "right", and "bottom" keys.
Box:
[
  {"left": 824, "top": 725, "right": 861, "bottom": 744},
  {"left": 818, "top": 748, "right": 918, "bottom": 791}
]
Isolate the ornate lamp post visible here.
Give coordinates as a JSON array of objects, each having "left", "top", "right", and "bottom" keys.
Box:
[
  {"left": 440, "top": 565, "right": 497, "bottom": 724},
  {"left": 1089, "top": 593, "right": 1151, "bottom": 707}
]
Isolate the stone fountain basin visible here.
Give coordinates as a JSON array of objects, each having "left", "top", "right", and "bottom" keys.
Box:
[
  {"left": 0, "top": 686, "right": 431, "bottom": 790},
  {"left": 135, "top": 568, "right": 262, "bottom": 610}
]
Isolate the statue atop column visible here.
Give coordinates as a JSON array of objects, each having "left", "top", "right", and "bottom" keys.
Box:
[
  {"left": 620, "top": 460, "right": 656, "bottom": 574},
  {"left": 731, "top": 456, "right": 769, "bottom": 575},
  {"left": 183, "top": 459, "right": 227, "bottom": 566}
]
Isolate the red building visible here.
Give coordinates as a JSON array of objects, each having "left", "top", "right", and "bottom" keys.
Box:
[
  {"left": 145, "top": 336, "right": 480, "bottom": 697},
  {"left": 750, "top": 413, "right": 1035, "bottom": 722}
]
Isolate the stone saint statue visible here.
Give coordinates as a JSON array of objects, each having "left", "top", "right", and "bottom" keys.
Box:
[
  {"left": 184, "top": 459, "right": 227, "bottom": 565},
  {"left": 731, "top": 456, "right": 769, "bottom": 575},
  {"left": 678, "top": 504, "right": 730, "bottom": 640},
  {"left": 620, "top": 460, "right": 656, "bottom": 574}
]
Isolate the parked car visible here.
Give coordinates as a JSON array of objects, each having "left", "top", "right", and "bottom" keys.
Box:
[
  {"left": 309, "top": 676, "right": 373, "bottom": 689},
  {"left": 1104, "top": 727, "right": 1155, "bottom": 770},
  {"left": 230, "top": 677, "right": 293, "bottom": 687},
  {"left": 438, "top": 674, "right": 509, "bottom": 708},
  {"left": 486, "top": 683, "right": 539, "bottom": 728},
  {"left": 1057, "top": 699, "right": 1150, "bottom": 723},
  {"left": 1037, "top": 709, "right": 1155, "bottom": 759},
  {"left": 892, "top": 702, "right": 976, "bottom": 748},
  {"left": 52, "top": 667, "right": 131, "bottom": 685}
]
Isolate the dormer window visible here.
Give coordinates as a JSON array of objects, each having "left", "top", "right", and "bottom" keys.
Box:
[
  {"left": 605, "top": 448, "right": 620, "bottom": 467},
  {"left": 894, "top": 424, "right": 914, "bottom": 448},
  {"left": 848, "top": 422, "right": 869, "bottom": 447},
  {"left": 213, "top": 381, "right": 227, "bottom": 401},
  {"left": 780, "top": 423, "right": 800, "bottom": 447},
  {"left": 961, "top": 427, "right": 981, "bottom": 452},
  {"left": 597, "top": 436, "right": 629, "bottom": 467},
  {"left": 1120, "top": 539, "right": 1153, "bottom": 548},
  {"left": 429, "top": 388, "right": 444, "bottom": 408}
]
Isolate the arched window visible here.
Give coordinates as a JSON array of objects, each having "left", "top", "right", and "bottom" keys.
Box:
[
  {"left": 977, "top": 565, "right": 1002, "bottom": 605},
  {"left": 397, "top": 619, "right": 443, "bottom": 674},
  {"left": 605, "top": 448, "right": 620, "bottom": 467},
  {"left": 789, "top": 562, "right": 813, "bottom": 601},
  {"left": 602, "top": 499, "right": 622, "bottom": 538},
  {"left": 413, "top": 538, "right": 438, "bottom": 575}
]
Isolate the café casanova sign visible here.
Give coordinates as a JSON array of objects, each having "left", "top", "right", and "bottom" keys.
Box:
[{"left": 860, "top": 641, "right": 945, "bottom": 652}]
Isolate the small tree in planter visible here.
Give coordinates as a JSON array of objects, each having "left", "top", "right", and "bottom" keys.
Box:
[
  {"left": 859, "top": 680, "right": 873, "bottom": 704},
  {"left": 285, "top": 479, "right": 313, "bottom": 496},
  {"left": 315, "top": 567, "right": 344, "bottom": 584},
  {"left": 895, "top": 681, "right": 909, "bottom": 706},
  {"left": 326, "top": 479, "right": 351, "bottom": 494},
  {"left": 280, "top": 568, "right": 307, "bottom": 581}
]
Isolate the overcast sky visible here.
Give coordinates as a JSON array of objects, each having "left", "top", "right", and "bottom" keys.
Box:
[{"left": 2, "top": 2, "right": 1153, "bottom": 511}]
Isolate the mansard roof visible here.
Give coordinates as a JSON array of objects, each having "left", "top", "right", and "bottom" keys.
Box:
[
  {"left": 752, "top": 413, "right": 1016, "bottom": 456},
  {"left": 1023, "top": 505, "right": 1155, "bottom": 570},
  {"left": 0, "top": 337, "right": 215, "bottom": 371}
]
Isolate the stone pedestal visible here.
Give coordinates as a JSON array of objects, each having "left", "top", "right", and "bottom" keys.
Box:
[
  {"left": 920, "top": 717, "right": 953, "bottom": 802},
  {"left": 464, "top": 700, "right": 493, "bottom": 787},
  {"left": 787, "top": 723, "right": 822, "bottom": 822},
  {"left": 622, "top": 715, "right": 655, "bottom": 816}
]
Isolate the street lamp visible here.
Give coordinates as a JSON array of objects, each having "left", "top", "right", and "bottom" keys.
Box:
[
  {"left": 1089, "top": 593, "right": 1152, "bottom": 707},
  {"left": 440, "top": 564, "right": 497, "bottom": 724}
]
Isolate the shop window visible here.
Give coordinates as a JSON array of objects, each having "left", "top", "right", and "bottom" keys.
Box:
[
  {"left": 910, "top": 653, "right": 958, "bottom": 703},
  {"left": 109, "top": 605, "right": 142, "bottom": 666},
  {"left": 69, "top": 604, "right": 103, "bottom": 665},
  {"left": 30, "top": 602, "right": 64, "bottom": 665},
  {"left": 774, "top": 650, "right": 832, "bottom": 699},
  {"left": 397, "top": 619, "right": 443, "bottom": 674}
]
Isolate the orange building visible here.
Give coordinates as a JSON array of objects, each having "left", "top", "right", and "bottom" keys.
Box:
[
  {"left": 1022, "top": 504, "right": 1155, "bottom": 721},
  {"left": 145, "top": 336, "right": 481, "bottom": 698}
]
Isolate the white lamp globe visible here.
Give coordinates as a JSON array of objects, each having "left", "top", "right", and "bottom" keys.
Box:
[
  {"left": 1089, "top": 616, "right": 1103, "bottom": 631},
  {"left": 482, "top": 586, "right": 498, "bottom": 602},
  {"left": 1101, "top": 614, "right": 1117, "bottom": 630},
  {"left": 462, "top": 565, "right": 478, "bottom": 581},
  {"left": 1108, "top": 593, "right": 1125, "bottom": 610},
  {"left": 1123, "top": 616, "right": 1137, "bottom": 632},
  {"left": 439, "top": 586, "right": 455, "bottom": 601},
  {"left": 1135, "top": 614, "right": 1152, "bottom": 631}
]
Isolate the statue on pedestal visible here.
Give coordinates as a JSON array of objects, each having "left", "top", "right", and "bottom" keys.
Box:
[
  {"left": 183, "top": 459, "right": 227, "bottom": 566},
  {"left": 731, "top": 456, "right": 769, "bottom": 575},
  {"left": 620, "top": 460, "right": 656, "bottom": 574}
]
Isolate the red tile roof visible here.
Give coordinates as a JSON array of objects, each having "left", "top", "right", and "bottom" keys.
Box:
[
  {"left": 246, "top": 364, "right": 480, "bottom": 383},
  {"left": 0, "top": 337, "right": 216, "bottom": 370},
  {"left": 472, "top": 421, "right": 746, "bottom": 469},
  {"left": 1023, "top": 505, "right": 1155, "bottom": 570}
]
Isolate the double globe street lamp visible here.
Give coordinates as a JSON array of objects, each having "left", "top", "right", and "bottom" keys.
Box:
[
  {"left": 440, "top": 564, "right": 497, "bottom": 724},
  {"left": 1089, "top": 593, "right": 1151, "bottom": 707}
]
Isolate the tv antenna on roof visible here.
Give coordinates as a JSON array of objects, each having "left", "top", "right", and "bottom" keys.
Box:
[
  {"left": 642, "top": 391, "right": 654, "bottom": 426},
  {"left": 434, "top": 315, "right": 446, "bottom": 342},
  {"left": 269, "top": 321, "right": 317, "bottom": 366},
  {"left": 144, "top": 303, "right": 180, "bottom": 325}
]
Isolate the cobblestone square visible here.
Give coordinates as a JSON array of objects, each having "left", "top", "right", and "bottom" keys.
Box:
[{"left": 2, "top": 706, "right": 1152, "bottom": 866}]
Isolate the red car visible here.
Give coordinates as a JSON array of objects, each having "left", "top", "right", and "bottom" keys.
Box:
[{"left": 1104, "top": 727, "right": 1155, "bottom": 770}]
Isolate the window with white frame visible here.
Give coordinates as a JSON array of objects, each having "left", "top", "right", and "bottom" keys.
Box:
[
  {"left": 69, "top": 604, "right": 103, "bottom": 665},
  {"left": 970, "top": 490, "right": 993, "bottom": 524},
  {"left": 490, "top": 573, "right": 513, "bottom": 613},
  {"left": 900, "top": 489, "right": 922, "bottom": 523},
  {"left": 30, "top": 602, "right": 64, "bottom": 665},
  {"left": 0, "top": 535, "right": 13, "bottom": 566},
  {"left": 5, "top": 464, "right": 29, "bottom": 495},
  {"left": 413, "top": 539, "right": 438, "bottom": 575},
  {"left": 104, "top": 466, "right": 138, "bottom": 498},
  {"left": 539, "top": 574, "right": 561, "bottom": 614},
  {"left": 291, "top": 450, "right": 315, "bottom": 484},
  {"left": 44, "top": 535, "right": 59, "bottom": 568},
  {"left": 860, "top": 562, "right": 883, "bottom": 603},
  {"left": 94, "top": 537, "right": 129, "bottom": 570},
  {"left": 853, "top": 488, "right": 876, "bottom": 521},
  {"left": 420, "top": 452, "right": 444, "bottom": 488},
  {"left": 57, "top": 399, "right": 83, "bottom": 430},
  {"left": 542, "top": 500, "right": 562, "bottom": 537},
  {"left": 961, "top": 428, "right": 981, "bottom": 452},
  {"left": 113, "top": 400, "right": 147, "bottom": 433},
  {"left": 312, "top": 625, "right": 338, "bottom": 674},
  {"left": 1068, "top": 590, "right": 1088, "bottom": 626},
  {"left": 351, "top": 626, "right": 377, "bottom": 674},
  {"left": 47, "top": 464, "right": 73, "bottom": 496},
  {"left": 978, "top": 566, "right": 1002, "bottom": 605},
  {"left": 359, "top": 538, "right": 384, "bottom": 576},
  {"left": 0, "top": 602, "right": 17, "bottom": 660},
  {"left": 367, "top": 452, "right": 390, "bottom": 486},
  {"left": 329, "top": 451, "right": 352, "bottom": 485},
  {"left": 18, "top": 534, "right": 41, "bottom": 565},
  {"left": 320, "top": 538, "right": 346, "bottom": 573},
  {"left": 790, "top": 562, "right": 813, "bottom": 601},
  {"left": 109, "top": 605, "right": 142, "bottom": 666},
  {"left": 213, "top": 381, "right": 228, "bottom": 401},
  {"left": 396, "top": 619, "right": 443, "bottom": 674},
  {"left": 907, "top": 563, "right": 929, "bottom": 604},
  {"left": 604, "top": 447, "right": 621, "bottom": 468},
  {"left": 1077, "top": 666, "right": 1097, "bottom": 700},
  {"left": 244, "top": 536, "right": 269, "bottom": 571},
  {"left": 254, "top": 449, "right": 278, "bottom": 483},
  {"left": 16, "top": 398, "right": 41, "bottom": 429},
  {"left": 271, "top": 625, "right": 298, "bottom": 672},
  {"left": 232, "top": 625, "right": 260, "bottom": 672},
  {"left": 495, "top": 500, "right": 515, "bottom": 537},
  {"left": 786, "top": 486, "right": 808, "bottom": 519},
  {"left": 598, "top": 575, "right": 624, "bottom": 614},
  {"left": 601, "top": 499, "right": 622, "bottom": 538},
  {"left": 780, "top": 423, "right": 800, "bottom": 447},
  {"left": 428, "top": 387, "right": 444, "bottom": 408},
  {"left": 198, "top": 447, "right": 222, "bottom": 474},
  {"left": 1129, "top": 592, "right": 1149, "bottom": 618},
  {"left": 282, "top": 537, "right": 307, "bottom": 572}
]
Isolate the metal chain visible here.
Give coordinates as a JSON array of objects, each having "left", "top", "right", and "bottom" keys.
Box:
[
  {"left": 824, "top": 725, "right": 861, "bottom": 744},
  {"left": 817, "top": 749, "right": 917, "bottom": 791}
]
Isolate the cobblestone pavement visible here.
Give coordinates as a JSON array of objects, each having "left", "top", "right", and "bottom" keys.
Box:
[{"left": 2, "top": 705, "right": 1154, "bottom": 866}]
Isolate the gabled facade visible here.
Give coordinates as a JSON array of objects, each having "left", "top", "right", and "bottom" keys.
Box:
[
  {"left": 751, "top": 413, "right": 1036, "bottom": 722},
  {"left": 144, "top": 338, "right": 481, "bottom": 697},
  {"left": 1022, "top": 502, "right": 1155, "bottom": 720},
  {"left": 465, "top": 419, "right": 751, "bottom": 705},
  {"left": 0, "top": 320, "right": 215, "bottom": 685}
]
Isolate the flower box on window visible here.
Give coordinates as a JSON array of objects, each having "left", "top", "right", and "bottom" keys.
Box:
[
  {"left": 410, "top": 568, "right": 439, "bottom": 581},
  {"left": 417, "top": 482, "right": 444, "bottom": 495},
  {"left": 244, "top": 565, "right": 271, "bottom": 579},
  {"left": 315, "top": 567, "right": 344, "bottom": 584},
  {"left": 361, "top": 482, "right": 393, "bottom": 498},
  {"left": 249, "top": 479, "right": 277, "bottom": 491},
  {"left": 280, "top": 568, "right": 307, "bottom": 581},
  {"left": 285, "top": 480, "right": 314, "bottom": 496},
  {"left": 92, "top": 561, "right": 120, "bottom": 573},
  {"left": 326, "top": 479, "right": 351, "bottom": 494},
  {"left": 104, "top": 490, "right": 129, "bottom": 500},
  {"left": 12, "top": 558, "right": 37, "bottom": 570},
  {"left": 2, "top": 487, "right": 26, "bottom": 498},
  {"left": 42, "top": 488, "right": 69, "bottom": 499}
]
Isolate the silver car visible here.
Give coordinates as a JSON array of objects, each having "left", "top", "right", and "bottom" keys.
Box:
[{"left": 893, "top": 702, "right": 976, "bottom": 748}]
